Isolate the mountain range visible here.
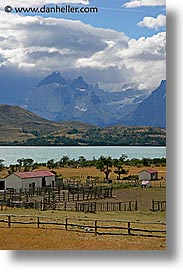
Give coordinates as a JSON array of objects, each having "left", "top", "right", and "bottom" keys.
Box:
[{"left": 24, "top": 71, "right": 166, "bottom": 128}]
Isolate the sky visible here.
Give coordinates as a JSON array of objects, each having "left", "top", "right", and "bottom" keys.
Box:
[{"left": 0, "top": 0, "right": 166, "bottom": 103}]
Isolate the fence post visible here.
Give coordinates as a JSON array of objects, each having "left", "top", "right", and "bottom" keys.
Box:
[
  {"left": 95, "top": 220, "right": 98, "bottom": 235},
  {"left": 152, "top": 199, "right": 154, "bottom": 211},
  {"left": 37, "top": 217, "right": 40, "bottom": 228},
  {"left": 8, "top": 215, "right": 11, "bottom": 228},
  {"left": 128, "top": 222, "right": 131, "bottom": 235},
  {"left": 3, "top": 191, "right": 6, "bottom": 201},
  {"left": 65, "top": 218, "right": 68, "bottom": 230},
  {"left": 129, "top": 201, "right": 131, "bottom": 211},
  {"left": 135, "top": 201, "right": 138, "bottom": 211},
  {"left": 119, "top": 202, "right": 121, "bottom": 211}
]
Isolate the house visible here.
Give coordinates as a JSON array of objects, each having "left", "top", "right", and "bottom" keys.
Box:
[
  {"left": 138, "top": 169, "right": 158, "bottom": 181},
  {"left": 5, "top": 170, "right": 55, "bottom": 191}
]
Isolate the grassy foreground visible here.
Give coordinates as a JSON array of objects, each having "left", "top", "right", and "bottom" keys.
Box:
[
  {"left": 0, "top": 192, "right": 166, "bottom": 250},
  {"left": 0, "top": 227, "right": 166, "bottom": 250}
]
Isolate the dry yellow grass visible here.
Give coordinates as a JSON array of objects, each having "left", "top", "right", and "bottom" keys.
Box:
[
  {"left": 0, "top": 200, "right": 166, "bottom": 251},
  {"left": 0, "top": 165, "right": 166, "bottom": 250},
  {"left": 0, "top": 227, "right": 166, "bottom": 250},
  {"left": 53, "top": 165, "right": 166, "bottom": 181},
  {"left": 0, "top": 165, "right": 166, "bottom": 180}
]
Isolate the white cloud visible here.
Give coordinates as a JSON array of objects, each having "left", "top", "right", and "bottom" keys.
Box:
[
  {"left": 123, "top": 0, "right": 166, "bottom": 8},
  {"left": 0, "top": 0, "right": 89, "bottom": 8},
  {"left": 137, "top": 14, "right": 166, "bottom": 29},
  {"left": 0, "top": 12, "right": 166, "bottom": 92}
]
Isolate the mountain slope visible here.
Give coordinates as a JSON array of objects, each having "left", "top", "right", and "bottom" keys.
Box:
[
  {"left": 124, "top": 80, "right": 166, "bottom": 128},
  {"left": 0, "top": 104, "right": 166, "bottom": 145}
]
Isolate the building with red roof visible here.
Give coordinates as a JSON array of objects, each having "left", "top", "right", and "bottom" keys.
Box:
[
  {"left": 138, "top": 168, "right": 158, "bottom": 181},
  {"left": 5, "top": 170, "right": 55, "bottom": 191}
]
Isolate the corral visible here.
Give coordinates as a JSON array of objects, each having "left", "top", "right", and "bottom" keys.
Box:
[{"left": 0, "top": 166, "right": 166, "bottom": 250}]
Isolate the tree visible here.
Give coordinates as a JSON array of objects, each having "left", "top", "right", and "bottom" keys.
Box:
[
  {"left": 0, "top": 159, "right": 4, "bottom": 171},
  {"left": 142, "top": 158, "right": 150, "bottom": 166},
  {"left": 17, "top": 158, "right": 24, "bottom": 171},
  {"left": 23, "top": 158, "right": 34, "bottom": 171},
  {"left": 47, "top": 159, "right": 56, "bottom": 169},
  {"left": 113, "top": 154, "right": 128, "bottom": 180},
  {"left": 8, "top": 164, "right": 16, "bottom": 174},
  {"left": 16, "top": 158, "right": 34, "bottom": 171},
  {"left": 59, "top": 155, "right": 70, "bottom": 167},
  {"left": 96, "top": 156, "right": 112, "bottom": 180},
  {"left": 78, "top": 156, "right": 87, "bottom": 167}
]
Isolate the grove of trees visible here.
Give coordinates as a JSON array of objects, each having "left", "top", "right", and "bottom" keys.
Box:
[{"left": 0, "top": 155, "right": 166, "bottom": 179}]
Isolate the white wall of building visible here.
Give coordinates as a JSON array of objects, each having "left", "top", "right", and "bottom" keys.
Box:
[
  {"left": 139, "top": 171, "right": 151, "bottom": 181},
  {"left": 5, "top": 175, "right": 55, "bottom": 191},
  {"left": 5, "top": 174, "right": 22, "bottom": 190}
]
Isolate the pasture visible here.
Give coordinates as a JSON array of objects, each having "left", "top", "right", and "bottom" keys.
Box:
[{"left": 0, "top": 186, "right": 166, "bottom": 250}]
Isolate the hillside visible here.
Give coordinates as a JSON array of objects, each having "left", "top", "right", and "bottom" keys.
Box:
[{"left": 0, "top": 105, "right": 166, "bottom": 146}]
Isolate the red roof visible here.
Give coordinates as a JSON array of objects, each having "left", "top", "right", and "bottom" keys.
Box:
[
  {"left": 14, "top": 170, "right": 55, "bottom": 179},
  {"left": 139, "top": 169, "right": 157, "bottom": 174}
]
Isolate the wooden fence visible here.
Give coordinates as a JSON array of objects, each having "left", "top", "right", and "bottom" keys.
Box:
[
  {"left": 112, "top": 180, "right": 166, "bottom": 188},
  {"left": 0, "top": 214, "right": 166, "bottom": 238},
  {"left": 151, "top": 200, "right": 166, "bottom": 211},
  {"left": 76, "top": 201, "right": 138, "bottom": 212},
  {"left": 0, "top": 185, "right": 112, "bottom": 203},
  {"left": 0, "top": 200, "right": 138, "bottom": 212}
]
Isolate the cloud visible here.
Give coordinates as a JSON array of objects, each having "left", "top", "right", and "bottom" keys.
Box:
[
  {"left": 0, "top": 12, "right": 165, "bottom": 92},
  {"left": 75, "top": 31, "right": 166, "bottom": 91},
  {"left": 0, "top": 0, "right": 89, "bottom": 8},
  {"left": 123, "top": 0, "right": 166, "bottom": 8},
  {"left": 137, "top": 14, "right": 166, "bottom": 29}
]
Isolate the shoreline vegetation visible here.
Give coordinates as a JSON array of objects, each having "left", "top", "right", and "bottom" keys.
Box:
[{"left": 0, "top": 155, "right": 166, "bottom": 181}]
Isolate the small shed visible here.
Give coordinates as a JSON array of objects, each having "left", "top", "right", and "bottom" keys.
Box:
[
  {"left": 5, "top": 170, "right": 55, "bottom": 191},
  {"left": 138, "top": 169, "right": 158, "bottom": 181}
]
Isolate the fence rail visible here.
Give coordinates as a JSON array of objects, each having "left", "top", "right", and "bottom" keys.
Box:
[
  {"left": 0, "top": 214, "right": 166, "bottom": 238},
  {"left": 0, "top": 200, "right": 138, "bottom": 212},
  {"left": 0, "top": 185, "right": 113, "bottom": 203}
]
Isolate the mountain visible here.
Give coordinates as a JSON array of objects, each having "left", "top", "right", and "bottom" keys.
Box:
[
  {"left": 0, "top": 104, "right": 60, "bottom": 142},
  {"left": 0, "top": 104, "right": 166, "bottom": 146},
  {"left": 124, "top": 80, "right": 166, "bottom": 128},
  {"left": 25, "top": 71, "right": 148, "bottom": 126}
]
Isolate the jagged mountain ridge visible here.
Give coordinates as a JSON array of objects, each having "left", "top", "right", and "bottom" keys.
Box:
[
  {"left": 25, "top": 71, "right": 148, "bottom": 126},
  {"left": 123, "top": 80, "right": 166, "bottom": 128}
]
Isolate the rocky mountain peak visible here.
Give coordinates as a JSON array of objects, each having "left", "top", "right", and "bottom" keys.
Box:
[
  {"left": 25, "top": 71, "right": 165, "bottom": 128},
  {"left": 37, "top": 71, "right": 67, "bottom": 87},
  {"left": 71, "top": 76, "right": 89, "bottom": 90}
]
